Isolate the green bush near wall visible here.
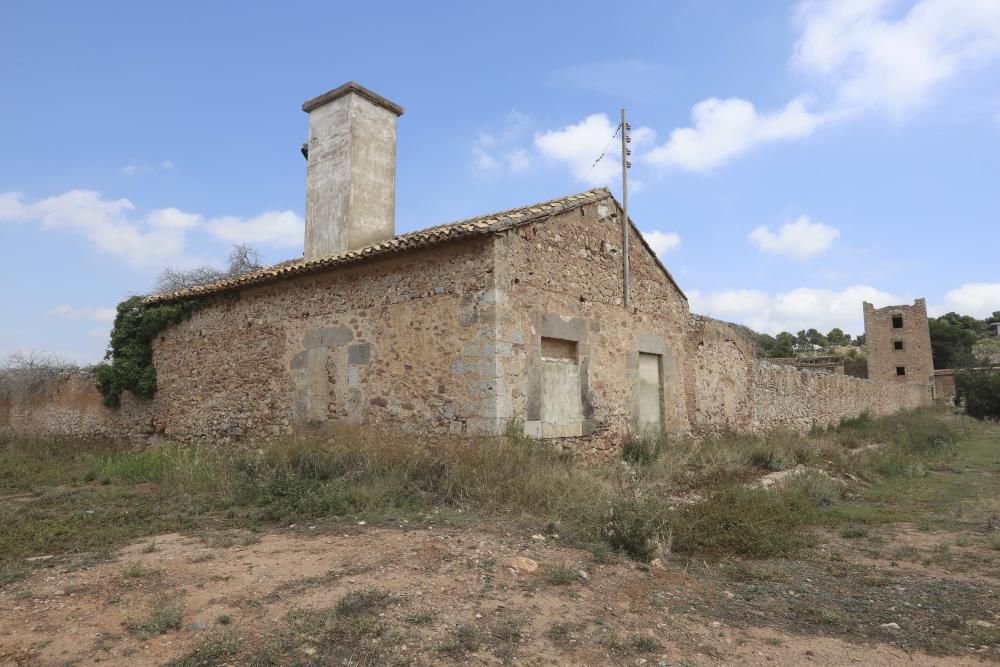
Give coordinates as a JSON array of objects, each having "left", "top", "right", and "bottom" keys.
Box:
[
  {"left": 93, "top": 296, "right": 205, "bottom": 407},
  {"left": 956, "top": 369, "right": 1000, "bottom": 420}
]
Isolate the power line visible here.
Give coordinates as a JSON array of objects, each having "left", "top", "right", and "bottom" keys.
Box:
[{"left": 584, "top": 121, "right": 622, "bottom": 182}]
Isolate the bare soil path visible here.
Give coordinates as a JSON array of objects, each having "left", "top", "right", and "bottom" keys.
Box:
[{"left": 1, "top": 522, "right": 995, "bottom": 666}]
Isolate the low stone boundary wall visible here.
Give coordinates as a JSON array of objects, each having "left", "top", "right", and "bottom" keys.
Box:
[
  {"left": 0, "top": 370, "right": 152, "bottom": 443},
  {"left": 751, "top": 360, "right": 931, "bottom": 433}
]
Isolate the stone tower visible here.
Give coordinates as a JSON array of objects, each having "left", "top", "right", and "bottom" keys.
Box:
[
  {"left": 302, "top": 82, "right": 404, "bottom": 260},
  {"left": 863, "top": 298, "right": 934, "bottom": 390}
]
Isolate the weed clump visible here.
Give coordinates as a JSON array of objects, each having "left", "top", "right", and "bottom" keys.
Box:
[
  {"left": 621, "top": 434, "right": 664, "bottom": 465},
  {"left": 601, "top": 497, "right": 671, "bottom": 562}
]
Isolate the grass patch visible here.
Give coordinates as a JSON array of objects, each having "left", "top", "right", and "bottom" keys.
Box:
[
  {"left": 125, "top": 595, "right": 184, "bottom": 638},
  {"left": 334, "top": 587, "right": 391, "bottom": 616},
  {"left": 621, "top": 433, "right": 664, "bottom": 465},
  {"left": 1, "top": 407, "right": 995, "bottom": 586},
  {"left": 545, "top": 563, "right": 582, "bottom": 585}
]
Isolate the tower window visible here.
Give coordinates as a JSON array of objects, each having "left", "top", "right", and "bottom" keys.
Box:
[
  {"left": 896, "top": 366, "right": 906, "bottom": 376},
  {"left": 892, "top": 315, "right": 903, "bottom": 329},
  {"left": 893, "top": 340, "right": 903, "bottom": 350}
]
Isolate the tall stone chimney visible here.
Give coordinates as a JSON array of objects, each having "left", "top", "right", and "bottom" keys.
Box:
[{"left": 302, "top": 82, "right": 404, "bottom": 260}]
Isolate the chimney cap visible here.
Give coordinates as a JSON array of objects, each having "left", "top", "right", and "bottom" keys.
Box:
[{"left": 302, "top": 81, "right": 405, "bottom": 116}]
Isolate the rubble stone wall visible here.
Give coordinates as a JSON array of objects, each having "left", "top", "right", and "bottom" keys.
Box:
[
  {"left": 0, "top": 370, "right": 152, "bottom": 442},
  {"left": 150, "top": 238, "right": 499, "bottom": 441},
  {"left": 688, "top": 317, "right": 932, "bottom": 435},
  {"left": 495, "top": 201, "right": 691, "bottom": 459}
]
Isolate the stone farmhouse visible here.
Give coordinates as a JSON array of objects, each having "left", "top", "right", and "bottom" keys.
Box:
[{"left": 0, "top": 83, "right": 931, "bottom": 456}]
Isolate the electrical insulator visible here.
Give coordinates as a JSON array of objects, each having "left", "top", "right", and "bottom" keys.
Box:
[{"left": 626, "top": 161, "right": 632, "bottom": 168}]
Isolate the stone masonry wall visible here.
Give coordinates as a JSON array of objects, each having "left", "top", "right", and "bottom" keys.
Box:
[
  {"left": 0, "top": 196, "right": 934, "bottom": 450},
  {"left": 688, "top": 317, "right": 931, "bottom": 434},
  {"left": 751, "top": 361, "right": 931, "bottom": 432},
  {"left": 685, "top": 316, "right": 756, "bottom": 433},
  {"left": 151, "top": 238, "right": 501, "bottom": 441},
  {"left": 0, "top": 370, "right": 153, "bottom": 442},
  {"left": 495, "top": 200, "right": 691, "bottom": 459}
]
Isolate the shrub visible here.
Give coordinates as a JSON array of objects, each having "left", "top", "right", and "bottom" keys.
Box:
[
  {"left": 601, "top": 497, "right": 672, "bottom": 562},
  {"left": 957, "top": 370, "right": 1000, "bottom": 420},
  {"left": 671, "top": 485, "right": 818, "bottom": 558},
  {"left": 93, "top": 296, "right": 205, "bottom": 407},
  {"left": 747, "top": 446, "right": 791, "bottom": 472},
  {"left": 621, "top": 433, "right": 664, "bottom": 465}
]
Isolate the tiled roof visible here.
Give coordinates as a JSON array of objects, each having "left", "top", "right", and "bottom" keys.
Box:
[{"left": 147, "top": 189, "right": 613, "bottom": 304}]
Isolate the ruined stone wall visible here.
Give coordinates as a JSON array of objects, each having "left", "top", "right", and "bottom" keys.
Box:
[
  {"left": 686, "top": 316, "right": 755, "bottom": 434},
  {"left": 151, "top": 238, "right": 500, "bottom": 441},
  {"left": 495, "top": 201, "right": 691, "bottom": 459},
  {"left": 0, "top": 370, "right": 153, "bottom": 442},
  {"left": 687, "top": 317, "right": 931, "bottom": 434},
  {"left": 933, "top": 370, "right": 957, "bottom": 401},
  {"left": 751, "top": 361, "right": 931, "bottom": 432}
]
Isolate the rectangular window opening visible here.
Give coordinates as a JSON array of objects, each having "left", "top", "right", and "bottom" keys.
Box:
[
  {"left": 538, "top": 337, "right": 584, "bottom": 439},
  {"left": 893, "top": 340, "right": 904, "bottom": 350},
  {"left": 892, "top": 315, "right": 903, "bottom": 329},
  {"left": 896, "top": 366, "right": 906, "bottom": 376}
]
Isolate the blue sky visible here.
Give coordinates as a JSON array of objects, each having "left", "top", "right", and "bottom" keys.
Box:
[{"left": 2, "top": 0, "right": 999, "bottom": 363}]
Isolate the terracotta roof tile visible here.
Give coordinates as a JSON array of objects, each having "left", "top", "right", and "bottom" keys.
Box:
[{"left": 148, "top": 188, "right": 612, "bottom": 304}]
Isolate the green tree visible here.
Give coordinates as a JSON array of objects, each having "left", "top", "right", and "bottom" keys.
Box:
[
  {"left": 928, "top": 316, "right": 979, "bottom": 369},
  {"left": 826, "top": 328, "right": 850, "bottom": 346},
  {"left": 772, "top": 332, "right": 796, "bottom": 358},
  {"left": 806, "top": 328, "right": 828, "bottom": 349},
  {"left": 956, "top": 369, "right": 1000, "bottom": 420}
]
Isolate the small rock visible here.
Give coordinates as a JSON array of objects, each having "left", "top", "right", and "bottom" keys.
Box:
[
  {"left": 710, "top": 621, "right": 722, "bottom": 628},
  {"left": 531, "top": 534, "right": 545, "bottom": 541},
  {"left": 970, "top": 620, "right": 995, "bottom": 628},
  {"left": 502, "top": 556, "right": 538, "bottom": 572},
  {"left": 577, "top": 570, "right": 590, "bottom": 581},
  {"left": 649, "top": 558, "right": 664, "bottom": 569},
  {"left": 724, "top": 591, "right": 736, "bottom": 600},
  {"left": 25, "top": 555, "right": 54, "bottom": 562},
  {"left": 879, "top": 622, "right": 901, "bottom": 631},
  {"left": 187, "top": 621, "right": 208, "bottom": 631},
  {"left": 358, "top": 521, "right": 367, "bottom": 526}
]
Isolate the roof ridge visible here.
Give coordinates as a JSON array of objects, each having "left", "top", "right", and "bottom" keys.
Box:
[{"left": 148, "top": 188, "right": 612, "bottom": 303}]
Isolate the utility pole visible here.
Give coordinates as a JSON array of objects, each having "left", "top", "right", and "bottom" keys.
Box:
[{"left": 620, "top": 108, "right": 631, "bottom": 308}]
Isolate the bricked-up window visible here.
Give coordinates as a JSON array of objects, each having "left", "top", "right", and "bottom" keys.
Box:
[
  {"left": 896, "top": 366, "right": 906, "bottom": 376},
  {"left": 539, "top": 337, "right": 583, "bottom": 438},
  {"left": 892, "top": 315, "right": 903, "bottom": 329},
  {"left": 894, "top": 340, "right": 904, "bottom": 350}
]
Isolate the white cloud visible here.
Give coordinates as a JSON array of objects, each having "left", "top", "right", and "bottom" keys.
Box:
[
  {"left": 535, "top": 113, "right": 655, "bottom": 186},
  {"left": 748, "top": 215, "right": 840, "bottom": 260},
  {"left": 207, "top": 211, "right": 304, "bottom": 247},
  {"left": 120, "top": 160, "right": 176, "bottom": 176},
  {"left": 794, "top": 0, "right": 1000, "bottom": 117},
  {"left": 641, "top": 230, "right": 681, "bottom": 256},
  {"left": 47, "top": 305, "right": 117, "bottom": 322},
  {"left": 472, "top": 111, "right": 535, "bottom": 177},
  {"left": 0, "top": 189, "right": 303, "bottom": 270},
  {"left": 689, "top": 284, "right": 901, "bottom": 335},
  {"left": 936, "top": 283, "right": 1000, "bottom": 318},
  {"left": 645, "top": 97, "right": 826, "bottom": 172}
]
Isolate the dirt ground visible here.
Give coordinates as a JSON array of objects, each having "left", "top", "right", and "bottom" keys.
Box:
[{"left": 1, "top": 520, "right": 996, "bottom": 666}]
